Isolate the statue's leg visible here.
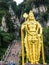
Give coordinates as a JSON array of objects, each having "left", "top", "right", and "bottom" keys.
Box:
[
  {"left": 35, "top": 41, "right": 39, "bottom": 64},
  {"left": 37, "top": 36, "right": 42, "bottom": 64},
  {"left": 35, "top": 39, "right": 41, "bottom": 64},
  {"left": 29, "top": 41, "right": 33, "bottom": 64},
  {"left": 32, "top": 43, "right": 35, "bottom": 64},
  {"left": 29, "top": 41, "right": 36, "bottom": 64},
  {"left": 29, "top": 40, "right": 36, "bottom": 64},
  {"left": 32, "top": 41, "right": 38, "bottom": 64},
  {"left": 26, "top": 40, "right": 31, "bottom": 63},
  {"left": 38, "top": 38, "right": 41, "bottom": 62}
]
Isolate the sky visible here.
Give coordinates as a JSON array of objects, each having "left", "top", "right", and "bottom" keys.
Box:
[{"left": 14, "top": 0, "right": 23, "bottom": 5}]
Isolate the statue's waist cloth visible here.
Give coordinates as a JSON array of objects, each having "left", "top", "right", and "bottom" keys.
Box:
[
  {"left": 24, "top": 33, "right": 38, "bottom": 43},
  {"left": 24, "top": 32, "right": 41, "bottom": 63}
]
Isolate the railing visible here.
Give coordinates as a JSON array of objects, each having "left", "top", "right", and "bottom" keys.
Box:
[
  {"left": 1, "top": 43, "right": 11, "bottom": 62},
  {"left": 1, "top": 40, "right": 21, "bottom": 65},
  {"left": 1, "top": 40, "right": 17, "bottom": 62}
]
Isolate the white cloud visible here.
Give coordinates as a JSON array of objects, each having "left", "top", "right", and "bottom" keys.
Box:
[{"left": 14, "top": 0, "right": 23, "bottom": 5}]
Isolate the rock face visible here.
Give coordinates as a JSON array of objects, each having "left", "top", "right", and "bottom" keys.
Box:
[
  {"left": 1, "top": 15, "right": 8, "bottom": 32},
  {"left": 9, "top": 5, "right": 20, "bottom": 38},
  {"left": 32, "top": 5, "right": 47, "bottom": 13}
]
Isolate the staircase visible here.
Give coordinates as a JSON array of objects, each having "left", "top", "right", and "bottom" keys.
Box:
[
  {"left": 1, "top": 43, "right": 12, "bottom": 61},
  {"left": 1, "top": 40, "right": 21, "bottom": 65}
]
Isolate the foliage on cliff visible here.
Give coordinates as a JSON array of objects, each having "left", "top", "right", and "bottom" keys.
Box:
[{"left": 0, "top": 0, "right": 15, "bottom": 60}]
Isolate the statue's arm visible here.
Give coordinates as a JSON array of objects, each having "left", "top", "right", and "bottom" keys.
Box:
[
  {"left": 39, "top": 24, "right": 42, "bottom": 34},
  {"left": 37, "top": 22, "right": 42, "bottom": 36}
]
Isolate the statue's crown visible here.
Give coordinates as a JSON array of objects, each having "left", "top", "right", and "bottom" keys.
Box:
[
  {"left": 29, "top": 10, "right": 34, "bottom": 17},
  {"left": 28, "top": 10, "right": 35, "bottom": 20}
]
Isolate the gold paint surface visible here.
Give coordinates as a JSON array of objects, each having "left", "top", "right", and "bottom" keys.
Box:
[{"left": 21, "top": 10, "right": 46, "bottom": 65}]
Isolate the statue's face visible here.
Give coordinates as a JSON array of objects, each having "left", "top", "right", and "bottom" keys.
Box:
[
  {"left": 28, "top": 12, "right": 35, "bottom": 20},
  {"left": 29, "top": 15, "right": 34, "bottom": 20}
]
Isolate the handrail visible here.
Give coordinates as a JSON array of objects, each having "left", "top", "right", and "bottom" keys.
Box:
[{"left": 1, "top": 40, "right": 17, "bottom": 61}]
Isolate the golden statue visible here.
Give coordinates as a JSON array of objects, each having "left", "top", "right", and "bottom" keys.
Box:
[{"left": 21, "top": 10, "right": 46, "bottom": 65}]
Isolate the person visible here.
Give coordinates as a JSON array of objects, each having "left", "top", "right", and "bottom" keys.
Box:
[{"left": 21, "top": 10, "right": 46, "bottom": 65}]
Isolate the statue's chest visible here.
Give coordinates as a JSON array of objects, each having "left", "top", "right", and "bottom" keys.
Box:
[{"left": 27, "top": 23, "right": 36, "bottom": 31}]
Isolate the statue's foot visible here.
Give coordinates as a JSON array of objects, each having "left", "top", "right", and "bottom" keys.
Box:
[
  {"left": 35, "top": 62, "right": 38, "bottom": 64},
  {"left": 43, "top": 62, "right": 47, "bottom": 64}
]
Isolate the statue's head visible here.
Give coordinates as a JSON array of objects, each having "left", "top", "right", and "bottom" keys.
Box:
[{"left": 28, "top": 10, "right": 35, "bottom": 20}]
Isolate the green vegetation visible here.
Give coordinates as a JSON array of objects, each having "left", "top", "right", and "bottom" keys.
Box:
[{"left": 0, "top": 0, "right": 15, "bottom": 60}]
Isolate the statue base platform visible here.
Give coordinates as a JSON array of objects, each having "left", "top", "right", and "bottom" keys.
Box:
[{"left": 25, "top": 63, "right": 47, "bottom": 65}]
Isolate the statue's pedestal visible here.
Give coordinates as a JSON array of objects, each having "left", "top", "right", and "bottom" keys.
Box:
[
  {"left": 25, "top": 63, "right": 47, "bottom": 65},
  {"left": 25, "top": 63, "right": 33, "bottom": 65},
  {"left": 25, "top": 63, "right": 38, "bottom": 65}
]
